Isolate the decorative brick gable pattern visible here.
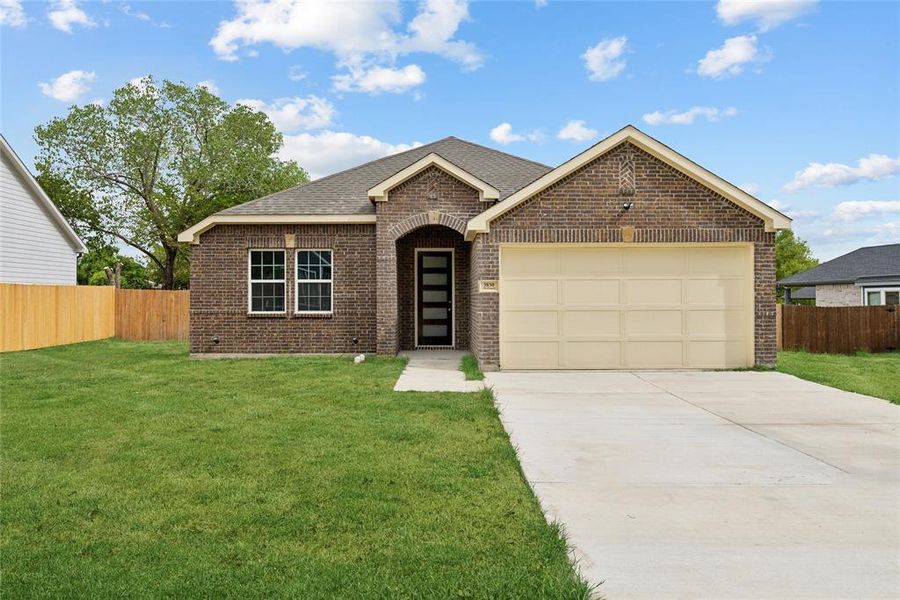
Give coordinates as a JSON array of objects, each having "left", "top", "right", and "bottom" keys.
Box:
[
  {"left": 375, "top": 166, "right": 488, "bottom": 354},
  {"left": 470, "top": 141, "right": 776, "bottom": 369},
  {"left": 190, "top": 223, "right": 376, "bottom": 354}
]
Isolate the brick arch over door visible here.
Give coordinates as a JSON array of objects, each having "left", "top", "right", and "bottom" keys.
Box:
[{"left": 387, "top": 211, "right": 467, "bottom": 241}]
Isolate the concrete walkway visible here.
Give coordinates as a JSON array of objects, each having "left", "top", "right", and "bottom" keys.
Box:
[
  {"left": 489, "top": 370, "right": 900, "bottom": 599},
  {"left": 393, "top": 350, "right": 484, "bottom": 392}
]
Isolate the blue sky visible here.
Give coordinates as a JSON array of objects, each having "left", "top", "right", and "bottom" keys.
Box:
[{"left": 1, "top": 0, "right": 898, "bottom": 260}]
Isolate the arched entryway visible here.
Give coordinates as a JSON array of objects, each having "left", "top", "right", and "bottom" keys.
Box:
[{"left": 395, "top": 225, "right": 470, "bottom": 350}]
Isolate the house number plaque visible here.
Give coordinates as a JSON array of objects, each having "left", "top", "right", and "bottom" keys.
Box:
[{"left": 478, "top": 280, "right": 499, "bottom": 293}]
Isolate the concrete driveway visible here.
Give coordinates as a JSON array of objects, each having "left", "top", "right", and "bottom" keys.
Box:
[{"left": 487, "top": 370, "right": 900, "bottom": 599}]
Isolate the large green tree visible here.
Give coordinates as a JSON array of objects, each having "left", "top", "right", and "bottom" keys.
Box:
[
  {"left": 35, "top": 76, "right": 307, "bottom": 288},
  {"left": 775, "top": 229, "right": 818, "bottom": 302}
]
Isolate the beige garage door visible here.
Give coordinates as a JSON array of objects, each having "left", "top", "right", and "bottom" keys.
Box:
[{"left": 499, "top": 245, "right": 754, "bottom": 369}]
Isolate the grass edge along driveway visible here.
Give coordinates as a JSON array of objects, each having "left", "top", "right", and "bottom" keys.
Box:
[
  {"left": 1, "top": 340, "right": 592, "bottom": 599},
  {"left": 777, "top": 350, "right": 900, "bottom": 404}
]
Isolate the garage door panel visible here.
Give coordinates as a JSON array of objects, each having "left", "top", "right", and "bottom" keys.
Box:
[
  {"left": 559, "top": 247, "right": 622, "bottom": 276},
  {"left": 624, "top": 247, "right": 686, "bottom": 276},
  {"left": 502, "top": 279, "right": 558, "bottom": 306},
  {"left": 563, "top": 341, "right": 621, "bottom": 368},
  {"left": 686, "top": 247, "right": 746, "bottom": 276},
  {"left": 686, "top": 309, "right": 747, "bottom": 336},
  {"left": 625, "top": 310, "right": 682, "bottom": 336},
  {"left": 502, "top": 310, "right": 558, "bottom": 336},
  {"left": 499, "top": 245, "right": 753, "bottom": 370},
  {"left": 502, "top": 341, "right": 559, "bottom": 369},
  {"left": 502, "top": 247, "right": 558, "bottom": 276},
  {"left": 687, "top": 340, "right": 747, "bottom": 368},
  {"left": 624, "top": 341, "right": 684, "bottom": 368},
  {"left": 685, "top": 279, "right": 745, "bottom": 306},
  {"left": 563, "top": 310, "right": 620, "bottom": 337},
  {"left": 626, "top": 279, "right": 682, "bottom": 305},
  {"left": 564, "top": 279, "right": 620, "bottom": 305}
]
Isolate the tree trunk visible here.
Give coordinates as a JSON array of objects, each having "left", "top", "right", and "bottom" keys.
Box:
[{"left": 162, "top": 244, "right": 178, "bottom": 290}]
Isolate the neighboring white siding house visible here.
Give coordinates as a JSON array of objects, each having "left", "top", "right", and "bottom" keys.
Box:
[{"left": 0, "top": 135, "right": 86, "bottom": 284}]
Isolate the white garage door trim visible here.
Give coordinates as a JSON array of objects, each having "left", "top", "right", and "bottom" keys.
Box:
[{"left": 499, "top": 243, "right": 755, "bottom": 370}]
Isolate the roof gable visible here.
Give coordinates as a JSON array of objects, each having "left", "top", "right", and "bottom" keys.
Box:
[
  {"left": 217, "top": 136, "right": 550, "bottom": 217},
  {"left": 0, "top": 134, "right": 86, "bottom": 253},
  {"left": 367, "top": 153, "right": 500, "bottom": 202},
  {"left": 465, "top": 125, "right": 791, "bottom": 240}
]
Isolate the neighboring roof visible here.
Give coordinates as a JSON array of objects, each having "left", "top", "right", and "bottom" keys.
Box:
[
  {"left": 220, "top": 136, "right": 550, "bottom": 216},
  {"left": 789, "top": 286, "right": 816, "bottom": 300},
  {"left": 367, "top": 153, "right": 500, "bottom": 202},
  {"left": 779, "top": 243, "right": 900, "bottom": 286},
  {"left": 0, "top": 134, "right": 87, "bottom": 253},
  {"left": 465, "top": 125, "right": 792, "bottom": 239}
]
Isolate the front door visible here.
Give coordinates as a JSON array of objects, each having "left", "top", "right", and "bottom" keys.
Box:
[{"left": 417, "top": 250, "right": 453, "bottom": 346}]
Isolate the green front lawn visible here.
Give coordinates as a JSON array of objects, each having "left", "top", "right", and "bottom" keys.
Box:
[
  {"left": 778, "top": 350, "right": 900, "bottom": 404},
  {"left": 1, "top": 341, "right": 590, "bottom": 598}
]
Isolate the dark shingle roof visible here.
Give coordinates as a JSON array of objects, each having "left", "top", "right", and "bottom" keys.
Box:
[
  {"left": 789, "top": 286, "right": 816, "bottom": 300},
  {"left": 779, "top": 243, "right": 900, "bottom": 286},
  {"left": 219, "top": 136, "right": 551, "bottom": 216}
]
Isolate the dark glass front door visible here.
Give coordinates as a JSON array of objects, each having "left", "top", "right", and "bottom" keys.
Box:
[{"left": 417, "top": 251, "right": 453, "bottom": 346}]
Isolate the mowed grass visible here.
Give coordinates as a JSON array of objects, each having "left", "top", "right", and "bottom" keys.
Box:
[
  {"left": 778, "top": 350, "right": 900, "bottom": 404},
  {"left": 1, "top": 340, "right": 590, "bottom": 599},
  {"left": 460, "top": 353, "right": 485, "bottom": 381}
]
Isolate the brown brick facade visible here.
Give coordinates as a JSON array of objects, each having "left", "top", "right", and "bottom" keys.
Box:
[
  {"left": 469, "top": 141, "right": 776, "bottom": 369},
  {"left": 375, "top": 166, "right": 488, "bottom": 354},
  {"left": 190, "top": 223, "right": 376, "bottom": 354},
  {"left": 191, "top": 142, "right": 776, "bottom": 368}
]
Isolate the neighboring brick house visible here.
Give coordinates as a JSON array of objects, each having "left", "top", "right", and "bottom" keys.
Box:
[
  {"left": 779, "top": 243, "right": 900, "bottom": 307},
  {"left": 179, "top": 126, "right": 791, "bottom": 369}
]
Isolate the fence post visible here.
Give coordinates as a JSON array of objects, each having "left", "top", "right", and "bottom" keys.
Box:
[{"left": 775, "top": 304, "right": 782, "bottom": 352}]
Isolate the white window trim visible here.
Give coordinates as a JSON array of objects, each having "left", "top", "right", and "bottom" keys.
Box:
[
  {"left": 295, "top": 249, "right": 334, "bottom": 315},
  {"left": 414, "top": 247, "right": 455, "bottom": 349},
  {"left": 862, "top": 286, "right": 900, "bottom": 306},
  {"left": 247, "top": 249, "right": 287, "bottom": 314}
]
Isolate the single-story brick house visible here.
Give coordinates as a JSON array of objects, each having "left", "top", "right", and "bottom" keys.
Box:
[
  {"left": 179, "top": 125, "right": 790, "bottom": 369},
  {"left": 779, "top": 243, "right": 900, "bottom": 307}
]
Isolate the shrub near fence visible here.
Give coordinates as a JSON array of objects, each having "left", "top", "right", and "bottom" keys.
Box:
[
  {"left": 779, "top": 305, "right": 900, "bottom": 354},
  {"left": 0, "top": 284, "right": 189, "bottom": 352}
]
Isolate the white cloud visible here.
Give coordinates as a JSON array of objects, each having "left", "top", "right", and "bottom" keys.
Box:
[
  {"left": 197, "top": 80, "right": 220, "bottom": 95},
  {"left": 784, "top": 154, "right": 900, "bottom": 192},
  {"left": 697, "top": 35, "right": 766, "bottom": 79},
  {"left": 740, "top": 182, "right": 760, "bottom": 195},
  {"left": 38, "top": 69, "right": 96, "bottom": 102},
  {"left": 279, "top": 131, "right": 421, "bottom": 179},
  {"left": 831, "top": 201, "right": 900, "bottom": 222},
  {"left": 209, "top": 0, "right": 481, "bottom": 68},
  {"left": 237, "top": 96, "right": 336, "bottom": 132},
  {"left": 642, "top": 106, "right": 738, "bottom": 125},
  {"left": 557, "top": 120, "right": 598, "bottom": 142},
  {"left": 0, "top": 0, "right": 26, "bottom": 27},
  {"left": 535, "top": 0, "right": 548, "bottom": 7},
  {"left": 120, "top": 2, "right": 170, "bottom": 28},
  {"left": 47, "top": 0, "right": 95, "bottom": 33},
  {"left": 716, "top": 0, "right": 817, "bottom": 31},
  {"left": 402, "top": 0, "right": 481, "bottom": 69},
  {"left": 288, "top": 65, "right": 307, "bottom": 81},
  {"left": 489, "top": 122, "right": 541, "bottom": 145},
  {"left": 332, "top": 64, "right": 426, "bottom": 94},
  {"left": 583, "top": 36, "right": 628, "bottom": 81},
  {"left": 768, "top": 199, "right": 820, "bottom": 220}
]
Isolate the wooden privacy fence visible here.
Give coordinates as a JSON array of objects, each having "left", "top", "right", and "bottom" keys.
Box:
[
  {"left": 778, "top": 304, "right": 900, "bottom": 354},
  {"left": 115, "top": 288, "right": 190, "bottom": 341},
  {"left": 1, "top": 284, "right": 189, "bottom": 353}
]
